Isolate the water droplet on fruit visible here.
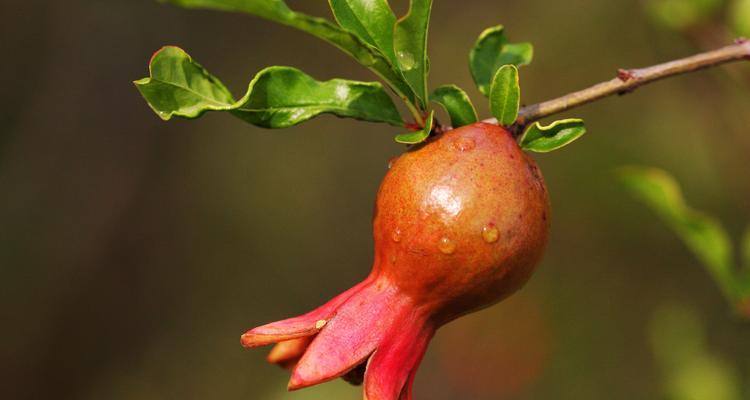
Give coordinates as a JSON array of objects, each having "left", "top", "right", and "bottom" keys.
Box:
[
  {"left": 391, "top": 228, "right": 402, "bottom": 243},
  {"left": 482, "top": 224, "right": 499, "bottom": 243},
  {"left": 397, "top": 50, "right": 416, "bottom": 71},
  {"left": 454, "top": 137, "right": 476, "bottom": 152},
  {"left": 315, "top": 319, "right": 327, "bottom": 329},
  {"left": 438, "top": 237, "right": 456, "bottom": 254}
]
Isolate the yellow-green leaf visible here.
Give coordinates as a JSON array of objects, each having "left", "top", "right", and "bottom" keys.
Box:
[
  {"left": 644, "top": 0, "right": 723, "bottom": 31},
  {"left": 160, "top": 0, "right": 417, "bottom": 107},
  {"left": 731, "top": 0, "right": 750, "bottom": 36},
  {"left": 135, "top": 46, "right": 403, "bottom": 128},
  {"left": 619, "top": 167, "right": 737, "bottom": 301},
  {"left": 489, "top": 65, "right": 520, "bottom": 126},
  {"left": 520, "top": 119, "right": 586, "bottom": 153},
  {"left": 429, "top": 85, "right": 478, "bottom": 128},
  {"left": 393, "top": 0, "right": 433, "bottom": 107},
  {"left": 160, "top": 0, "right": 293, "bottom": 19},
  {"left": 469, "top": 25, "right": 533, "bottom": 96},
  {"left": 395, "top": 111, "right": 434, "bottom": 144},
  {"left": 329, "top": 0, "right": 397, "bottom": 63}
]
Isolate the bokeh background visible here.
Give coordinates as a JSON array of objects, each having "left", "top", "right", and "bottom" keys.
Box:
[{"left": 2, "top": 0, "right": 749, "bottom": 399}]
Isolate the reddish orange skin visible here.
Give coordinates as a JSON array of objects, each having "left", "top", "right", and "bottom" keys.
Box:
[
  {"left": 242, "top": 122, "right": 551, "bottom": 399},
  {"left": 372, "top": 123, "right": 550, "bottom": 323}
]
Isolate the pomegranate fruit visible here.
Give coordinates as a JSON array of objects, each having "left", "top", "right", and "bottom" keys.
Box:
[{"left": 241, "top": 122, "right": 550, "bottom": 399}]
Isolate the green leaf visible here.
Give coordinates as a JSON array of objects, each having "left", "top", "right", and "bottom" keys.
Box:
[
  {"left": 489, "top": 65, "right": 520, "bottom": 126},
  {"left": 135, "top": 46, "right": 403, "bottom": 127},
  {"left": 520, "top": 119, "right": 586, "bottom": 152},
  {"left": 393, "top": 0, "right": 433, "bottom": 107},
  {"left": 618, "top": 167, "right": 737, "bottom": 301},
  {"left": 329, "top": 0, "right": 397, "bottom": 62},
  {"left": 395, "top": 111, "right": 434, "bottom": 144},
  {"left": 161, "top": 0, "right": 417, "bottom": 107},
  {"left": 429, "top": 85, "right": 478, "bottom": 128},
  {"left": 666, "top": 354, "right": 743, "bottom": 400},
  {"left": 644, "top": 0, "right": 723, "bottom": 31},
  {"left": 469, "top": 25, "right": 533, "bottom": 96},
  {"left": 160, "top": 0, "right": 293, "bottom": 19},
  {"left": 134, "top": 46, "right": 236, "bottom": 119},
  {"left": 731, "top": 0, "right": 750, "bottom": 36}
]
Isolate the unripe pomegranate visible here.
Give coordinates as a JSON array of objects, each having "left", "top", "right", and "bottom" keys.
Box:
[{"left": 241, "top": 122, "right": 550, "bottom": 399}]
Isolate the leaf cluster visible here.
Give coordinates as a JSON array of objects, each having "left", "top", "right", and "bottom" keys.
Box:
[{"left": 135, "top": 0, "right": 586, "bottom": 151}]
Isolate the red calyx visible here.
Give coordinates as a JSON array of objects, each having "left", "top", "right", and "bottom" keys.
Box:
[{"left": 241, "top": 122, "right": 550, "bottom": 399}]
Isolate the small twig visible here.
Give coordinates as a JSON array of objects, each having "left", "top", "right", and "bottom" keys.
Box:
[{"left": 484, "top": 40, "right": 750, "bottom": 130}]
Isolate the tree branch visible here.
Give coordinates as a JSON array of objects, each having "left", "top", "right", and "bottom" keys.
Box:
[{"left": 484, "top": 39, "right": 750, "bottom": 130}]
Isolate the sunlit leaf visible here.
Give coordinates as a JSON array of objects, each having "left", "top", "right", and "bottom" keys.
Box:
[
  {"left": 134, "top": 46, "right": 236, "bottom": 119},
  {"left": 489, "top": 65, "right": 519, "bottom": 126},
  {"left": 329, "top": 0, "right": 397, "bottom": 63},
  {"left": 519, "top": 119, "right": 586, "bottom": 152},
  {"left": 667, "top": 354, "right": 742, "bottom": 400},
  {"left": 395, "top": 110, "right": 434, "bottom": 144},
  {"left": 731, "top": 0, "right": 750, "bottom": 36},
  {"left": 649, "top": 303, "right": 742, "bottom": 400},
  {"left": 160, "top": 0, "right": 292, "bottom": 19},
  {"left": 160, "top": 0, "right": 417, "bottom": 106},
  {"left": 469, "top": 25, "right": 533, "bottom": 96},
  {"left": 135, "top": 46, "right": 403, "bottom": 127},
  {"left": 393, "top": 0, "right": 433, "bottom": 106},
  {"left": 429, "top": 85, "right": 478, "bottom": 128},
  {"left": 644, "top": 0, "right": 723, "bottom": 31},
  {"left": 618, "top": 167, "right": 737, "bottom": 301}
]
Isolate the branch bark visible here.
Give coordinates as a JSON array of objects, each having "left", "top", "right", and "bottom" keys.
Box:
[{"left": 484, "top": 39, "right": 750, "bottom": 129}]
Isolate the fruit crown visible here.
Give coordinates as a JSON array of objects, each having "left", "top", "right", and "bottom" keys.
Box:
[{"left": 134, "top": 0, "right": 586, "bottom": 151}]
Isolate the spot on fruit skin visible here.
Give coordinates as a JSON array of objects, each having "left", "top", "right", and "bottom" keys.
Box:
[
  {"left": 391, "top": 228, "right": 402, "bottom": 243},
  {"left": 438, "top": 237, "right": 456, "bottom": 255},
  {"left": 482, "top": 224, "right": 499, "bottom": 243},
  {"left": 315, "top": 320, "right": 327, "bottom": 329},
  {"left": 453, "top": 137, "right": 476, "bottom": 152}
]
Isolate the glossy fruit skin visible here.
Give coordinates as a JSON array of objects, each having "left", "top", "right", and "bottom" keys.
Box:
[
  {"left": 373, "top": 122, "right": 550, "bottom": 323},
  {"left": 241, "top": 122, "right": 550, "bottom": 400}
]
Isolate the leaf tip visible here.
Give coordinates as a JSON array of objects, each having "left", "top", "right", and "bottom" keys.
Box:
[
  {"left": 394, "top": 110, "right": 434, "bottom": 144},
  {"left": 478, "top": 24, "right": 505, "bottom": 40},
  {"left": 149, "top": 45, "right": 188, "bottom": 65},
  {"left": 132, "top": 77, "right": 149, "bottom": 87}
]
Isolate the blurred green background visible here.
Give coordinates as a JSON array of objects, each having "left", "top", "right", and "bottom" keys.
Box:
[{"left": 1, "top": 0, "right": 749, "bottom": 399}]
